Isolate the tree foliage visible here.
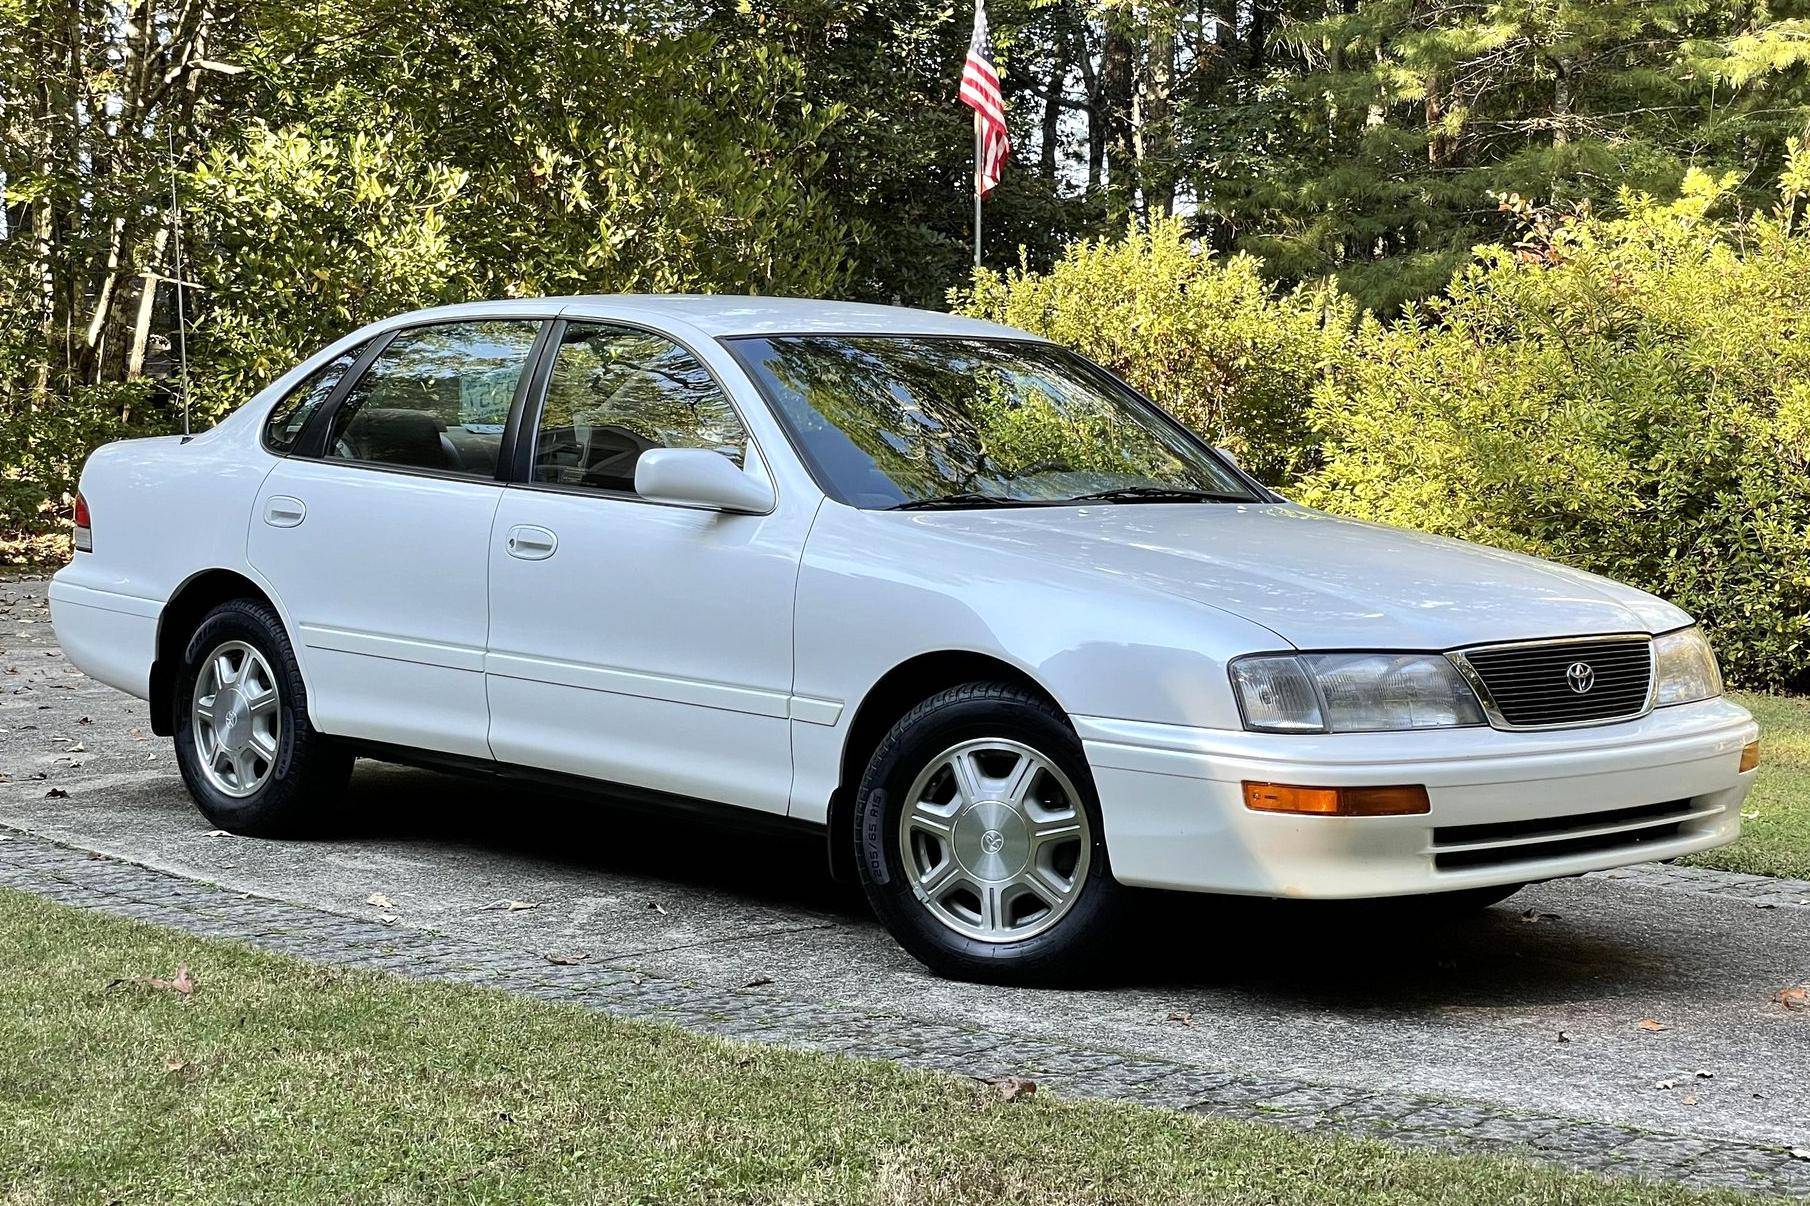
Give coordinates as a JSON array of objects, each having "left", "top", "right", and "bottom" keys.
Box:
[
  {"left": 961, "top": 162, "right": 1810, "bottom": 688},
  {"left": 958, "top": 219, "right": 1352, "bottom": 483}
]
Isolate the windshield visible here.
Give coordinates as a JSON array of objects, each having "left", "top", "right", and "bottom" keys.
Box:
[{"left": 725, "top": 336, "right": 1262, "bottom": 509}]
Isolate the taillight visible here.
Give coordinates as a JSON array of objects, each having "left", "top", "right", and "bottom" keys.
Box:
[{"left": 72, "top": 492, "right": 92, "bottom": 553}]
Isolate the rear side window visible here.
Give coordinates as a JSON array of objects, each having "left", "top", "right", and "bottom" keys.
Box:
[
  {"left": 531, "top": 322, "right": 747, "bottom": 494},
  {"left": 324, "top": 321, "right": 540, "bottom": 478},
  {"left": 263, "top": 342, "right": 365, "bottom": 454}
]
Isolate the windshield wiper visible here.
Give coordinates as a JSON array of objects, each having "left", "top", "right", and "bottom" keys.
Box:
[
  {"left": 1062, "top": 486, "right": 1254, "bottom": 504},
  {"left": 887, "top": 493, "right": 1051, "bottom": 511}
]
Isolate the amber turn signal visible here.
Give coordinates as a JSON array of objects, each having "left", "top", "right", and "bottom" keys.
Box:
[
  {"left": 1242, "top": 782, "right": 1431, "bottom": 817},
  {"left": 1739, "top": 740, "right": 1761, "bottom": 773}
]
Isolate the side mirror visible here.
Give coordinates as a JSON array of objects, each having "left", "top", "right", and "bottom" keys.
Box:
[{"left": 634, "top": 448, "right": 774, "bottom": 514}]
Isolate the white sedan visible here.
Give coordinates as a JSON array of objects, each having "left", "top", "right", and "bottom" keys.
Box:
[{"left": 51, "top": 297, "right": 1758, "bottom": 981}]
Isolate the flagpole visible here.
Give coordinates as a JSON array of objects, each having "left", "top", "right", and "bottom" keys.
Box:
[{"left": 973, "top": 111, "right": 983, "bottom": 269}]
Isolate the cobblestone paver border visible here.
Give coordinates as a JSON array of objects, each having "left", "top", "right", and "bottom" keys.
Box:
[
  {"left": 1590, "top": 863, "right": 1810, "bottom": 911},
  {"left": 2, "top": 828, "right": 1806, "bottom": 1197}
]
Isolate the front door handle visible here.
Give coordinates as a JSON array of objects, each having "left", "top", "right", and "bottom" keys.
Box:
[
  {"left": 264, "top": 496, "right": 307, "bottom": 528},
  {"left": 504, "top": 524, "right": 558, "bottom": 560}
]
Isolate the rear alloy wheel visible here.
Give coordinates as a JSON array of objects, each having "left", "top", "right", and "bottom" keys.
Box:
[
  {"left": 172, "top": 597, "right": 351, "bottom": 836},
  {"left": 190, "top": 640, "right": 283, "bottom": 798},
  {"left": 855, "top": 682, "right": 1125, "bottom": 983}
]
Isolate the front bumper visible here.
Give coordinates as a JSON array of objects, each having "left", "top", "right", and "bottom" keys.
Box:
[{"left": 1077, "top": 697, "right": 1756, "bottom": 898}]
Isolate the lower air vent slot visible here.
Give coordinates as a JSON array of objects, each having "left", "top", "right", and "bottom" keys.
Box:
[{"left": 1431, "top": 799, "right": 1701, "bottom": 872}]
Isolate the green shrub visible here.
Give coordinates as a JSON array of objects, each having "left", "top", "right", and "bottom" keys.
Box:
[
  {"left": 954, "top": 219, "right": 1353, "bottom": 483},
  {"left": 1301, "top": 168, "right": 1810, "bottom": 689},
  {"left": 0, "top": 381, "right": 170, "bottom": 565},
  {"left": 956, "top": 183, "right": 1810, "bottom": 689}
]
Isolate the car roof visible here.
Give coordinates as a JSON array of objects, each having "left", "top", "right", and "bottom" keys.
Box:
[{"left": 378, "top": 295, "right": 1039, "bottom": 341}]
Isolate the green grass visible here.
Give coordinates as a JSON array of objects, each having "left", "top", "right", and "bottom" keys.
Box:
[
  {"left": 1684, "top": 692, "right": 1810, "bottom": 881},
  {"left": 0, "top": 890, "right": 1781, "bottom": 1204}
]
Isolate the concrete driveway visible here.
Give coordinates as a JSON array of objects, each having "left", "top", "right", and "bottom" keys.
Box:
[{"left": 4, "top": 574, "right": 1808, "bottom": 1161}]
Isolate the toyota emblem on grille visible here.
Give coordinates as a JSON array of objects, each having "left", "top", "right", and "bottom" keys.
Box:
[{"left": 1566, "top": 661, "right": 1596, "bottom": 694}]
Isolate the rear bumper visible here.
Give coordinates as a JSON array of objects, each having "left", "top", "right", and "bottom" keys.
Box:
[
  {"left": 48, "top": 576, "right": 160, "bottom": 699},
  {"left": 1078, "top": 697, "right": 1756, "bottom": 898}
]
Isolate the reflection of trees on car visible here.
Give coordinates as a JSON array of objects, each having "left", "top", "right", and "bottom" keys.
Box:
[
  {"left": 543, "top": 326, "right": 746, "bottom": 466},
  {"left": 738, "top": 337, "right": 1241, "bottom": 504}
]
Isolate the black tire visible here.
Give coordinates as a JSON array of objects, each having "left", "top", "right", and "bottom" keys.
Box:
[
  {"left": 172, "top": 597, "right": 351, "bottom": 836},
  {"left": 853, "top": 682, "right": 1127, "bottom": 984}
]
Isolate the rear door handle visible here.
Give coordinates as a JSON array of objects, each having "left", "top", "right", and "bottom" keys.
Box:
[
  {"left": 504, "top": 524, "right": 558, "bottom": 560},
  {"left": 264, "top": 496, "right": 306, "bottom": 527}
]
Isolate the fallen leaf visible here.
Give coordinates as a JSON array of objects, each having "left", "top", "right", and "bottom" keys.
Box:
[
  {"left": 1695, "top": 1069, "right": 1715, "bottom": 1079},
  {"left": 108, "top": 964, "right": 195, "bottom": 997},
  {"left": 483, "top": 899, "right": 539, "bottom": 912},
  {"left": 1682, "top": 1093, "right": 1697, "bottom": 1105},
  {"left": 646, "top": 900, "right": 667, "bottom": 914},
  {"left": 1637, "top": 1018, "right": 1667, "bottom": 1032},
  {"left": 44, "top": 788, "right": 67, "bottom": 799},
  {"left": 202, "top": 830, "right": 231, "bottom": 838},
  {"left": 64, "top": 743, "right": 85, "bottom": 753},
  {"left": 379, "top": 915, "right": 398, "bottom": 925},
  {"left": 366, "top": 892, "right": 395, "bottom": 910},
  {"left": 1520, "top": 909, "right": 1560, "bottom": 924},
  {"left": 1655, "top": 1078, "right": 1678, "bottom": 1090},
  {"left": 979, "top": 1075, "right": 1036, "bottom": 1102},
  {"left": 545, "top": 951, "right": 589, "bottom": 966},
  {"left": 1556, "top": 1031, "right": 1573, "bottom": 1043},
  {"left": 1756, "top": 902, "right": 1777, "bottom": 910},
  {"left": 1166, "top": 1010, "right": 1194, "bottom": 1026},
  {"left": 1790, "top": 1148, "right": 1810, "bottom": 1161},
  {"left": 741, "top": 975, "right": 772, "bottom": 988},
  {"left": 1774, "top": 985, "right": 1809, "bottom": 1011}
]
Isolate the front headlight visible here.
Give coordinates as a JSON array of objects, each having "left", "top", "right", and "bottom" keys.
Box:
[
  {"left": 1230, "top": 652, "right": 1487, "bottom": 734},
  {"left": 1652, "top": 626, "right": 1722, "bottom": 706}
]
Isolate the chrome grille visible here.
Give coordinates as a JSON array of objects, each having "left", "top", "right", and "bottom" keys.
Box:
[{"left": 1451, "top": 636, "right": 1653, "bottom": 729}]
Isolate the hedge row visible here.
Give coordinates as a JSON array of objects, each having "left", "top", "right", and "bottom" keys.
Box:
[{"left": 959, "top": 167, "right": 1810, "bottom": 690}]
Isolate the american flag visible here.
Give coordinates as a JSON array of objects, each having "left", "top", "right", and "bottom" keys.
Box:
[{"left": 960, "top": 3, "right": 1009, "bottom": 197}]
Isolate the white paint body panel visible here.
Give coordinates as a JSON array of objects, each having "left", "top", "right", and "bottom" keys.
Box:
[
  {"left": 484, "top": 482, "right": 809, "bottom": 815},
  {"left": 49, "top": 295, "right": 1754, "bottom": 900},
  {"left": 249, "top": 458, "right": 502, "bottom": 759}
]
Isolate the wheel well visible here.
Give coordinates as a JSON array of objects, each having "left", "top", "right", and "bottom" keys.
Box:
[
  {"left": 824, "top": 651, "right": 1063, "bottom": 883},
  {"left": 147, "top": 570, "right": 276, "bottom": 736}
]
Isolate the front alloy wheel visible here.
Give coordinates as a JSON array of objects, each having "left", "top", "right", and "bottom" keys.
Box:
[
  {"left": 855, "top": 682, "right": 1125, "bottom": 983},
  {"left": 899, "top": 738, "right": 1091, "bottom": 943}
]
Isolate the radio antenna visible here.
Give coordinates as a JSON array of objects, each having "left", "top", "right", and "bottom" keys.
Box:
[{"left": 166, "top": 122, "right": 191, "bottom": 438}]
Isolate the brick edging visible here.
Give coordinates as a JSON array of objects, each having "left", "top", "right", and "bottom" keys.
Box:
[{"left": 0, "top": 827, "right": 1805, "bottom": 1198}]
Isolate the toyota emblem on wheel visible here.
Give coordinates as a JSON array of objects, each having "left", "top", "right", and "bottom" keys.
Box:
[{"left": 1566, "top": 661, "right": 1596, "bottom": 694}]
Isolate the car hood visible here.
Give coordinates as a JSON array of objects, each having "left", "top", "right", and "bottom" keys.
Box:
[{"left": 904, "top": 503, "right": 1689, "bottom": 650}]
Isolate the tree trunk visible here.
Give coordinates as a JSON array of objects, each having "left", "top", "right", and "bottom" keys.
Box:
[
  {"left": 1425, "top": 69, "right": 1457, "bottom": 167},
  {"left": 127, "top": 228, "right": 171, "bottom": 380},
  {"left": 1100, "top": 23, "right": 1135, "bottom": 219},
  {"left": 1139, "top": 18, "right": 1176, "bottom": 217},
  {"left": 1077, "top": 25, "right": 1104, "bottom": 192},
  {"left": 1552, "top": 60, "right": 1572, "bottom": 146},
  {"left": 1041, "top": 34, "right": 1070, "bottom": 181}
]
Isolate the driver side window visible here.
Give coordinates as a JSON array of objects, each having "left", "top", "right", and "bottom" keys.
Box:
[{"left": 533, "top": 322, "right": 747, "bottom": 494}]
